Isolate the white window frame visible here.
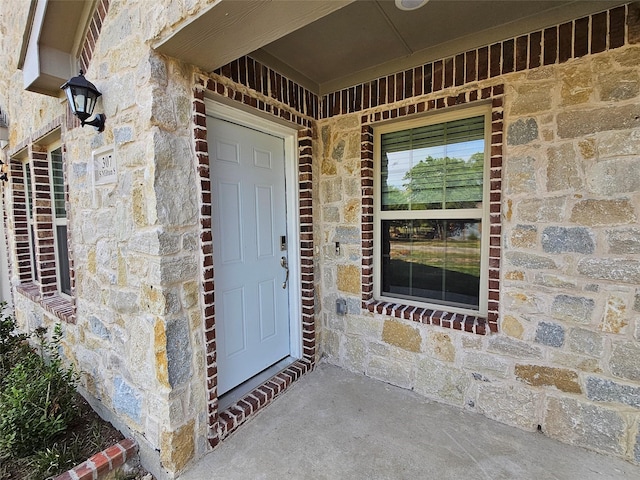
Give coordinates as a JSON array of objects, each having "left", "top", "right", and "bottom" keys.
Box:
[
  {"left": 47, "top": 141, "right": 71, "bottom": 298},
  {"left": 373, "top": 104, "right": 491, "bottom": 317}
]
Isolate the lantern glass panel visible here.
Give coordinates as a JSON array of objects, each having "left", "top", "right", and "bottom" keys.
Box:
[
  {"left": 64, "top": 88, "right": 75, "bottom": 113},
  {"left": 86, "top": 94, "right": 96, "bottom": 116},
  {"left": 74, "top": 91, "right": 87, "bottom": 115}
]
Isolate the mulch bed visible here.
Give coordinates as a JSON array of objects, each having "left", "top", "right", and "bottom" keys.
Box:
[{"left": 0, "top": 393, "right": 152, "bottom": 479}]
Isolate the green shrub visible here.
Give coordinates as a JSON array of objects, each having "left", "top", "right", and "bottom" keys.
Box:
[
  {"left": 0, "top": 308, "right": 138, "bottom": 478},
  {"left": 0, "top": 318, "right": 78, "bottom": 458},
  {"left": 0, "top": 302, "right": 29, "bottom": 377}
]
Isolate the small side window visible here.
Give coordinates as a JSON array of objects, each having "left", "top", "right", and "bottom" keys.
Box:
[{"left": 49, "top": 146, "right": 71, "bottom": 296}]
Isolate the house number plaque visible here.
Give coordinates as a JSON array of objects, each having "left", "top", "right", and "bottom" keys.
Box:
[{"left": 92, "top": 145, "right": 117, "bottom": 185}]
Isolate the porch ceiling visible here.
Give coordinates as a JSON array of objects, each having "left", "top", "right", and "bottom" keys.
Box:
[{"left": 156, "top": 0, "right": 627, "bottom": 96}]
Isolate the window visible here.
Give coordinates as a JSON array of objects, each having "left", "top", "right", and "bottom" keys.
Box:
[
  {"left": 10, "top": 127, "right": 75, "bottom": 321},
  {"left": 49, "top": 146, "right": 71, "bottom": 296},
  {"left": 374, "top": 105, "right": 490, "bottom": 316}
]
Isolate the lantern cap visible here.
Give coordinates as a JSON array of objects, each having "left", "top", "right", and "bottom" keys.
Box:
[{"left": 60, "top": 70, "right": 102, "bottom": 98}]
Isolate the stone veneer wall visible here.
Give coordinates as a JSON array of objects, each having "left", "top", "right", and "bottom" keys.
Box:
[
  {"left": 316, "top": 3, "right": 640, "bottom": 465},
  {"left": 0, "top": 0, "right": 639, "bottom": 477},
  {"left": 0, "top": 1, "right": 225, "bottom": 478},
  {"left": 1, "top": 0, "right": 326, "bottom": 476}
]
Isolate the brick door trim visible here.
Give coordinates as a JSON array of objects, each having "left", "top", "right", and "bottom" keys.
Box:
[{"left": 193, "top": 78, "right": 316, "bottom": 446}]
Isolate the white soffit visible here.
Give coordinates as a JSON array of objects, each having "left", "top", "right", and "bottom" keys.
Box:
[
  {"left": 257, "top": 0, "right": 629, "bottom": 95},
  {"left": 154, "top": 0, "right": 354, "bottom": 83}
]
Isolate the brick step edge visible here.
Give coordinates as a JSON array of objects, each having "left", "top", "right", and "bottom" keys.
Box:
[{"left": 53, "top": 438, "right": 138, "bottom": 480}]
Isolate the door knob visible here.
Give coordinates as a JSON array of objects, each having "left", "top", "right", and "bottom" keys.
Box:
[{"left": 280, "top": 256, "right": 289, "bottom": 289}]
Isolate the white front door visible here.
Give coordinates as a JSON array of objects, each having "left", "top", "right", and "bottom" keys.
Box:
[{"left": 208, "top": 116, "right": 291, "bottom": 395}]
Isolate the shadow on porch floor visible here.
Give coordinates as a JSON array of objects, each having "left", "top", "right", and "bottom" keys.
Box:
[{"left": 179, "top": 363, "right": 639, "bottom": 479}]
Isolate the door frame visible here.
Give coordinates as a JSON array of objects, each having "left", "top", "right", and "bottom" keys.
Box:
[{"left": 204, "top": 98, "right": 302, "bottom": 361}]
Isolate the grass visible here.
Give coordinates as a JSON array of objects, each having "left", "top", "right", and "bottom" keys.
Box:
[
  {"left": 384, "top": 240, "right": 482, "bottom": 307},
  {"left": 390, "top": 239, "right": 482, "bottom": 276}
]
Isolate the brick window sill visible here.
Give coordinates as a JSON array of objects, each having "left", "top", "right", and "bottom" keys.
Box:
[
  {"left": 364, "top": 299, "right": 492, "bottom": 335},
  {"left": 16, "top": 283, "right": 76, "bottom": 324}
]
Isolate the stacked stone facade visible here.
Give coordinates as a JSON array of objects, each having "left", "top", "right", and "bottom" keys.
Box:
[
  {"left": 0, "top": 1, "right": 214, "bottom": 477},
  {"left": 318, "top": 5, "right": 640, "bottom": 464},
  {"left": 0, "top": 1, "right": 639, "bottom": 478}
]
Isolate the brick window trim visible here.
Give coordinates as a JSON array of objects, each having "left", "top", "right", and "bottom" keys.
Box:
[
  {"left": 4, "top": 0, "right": 107, "bottom": 323},
  {"left": 207, "top": 3, "right": 638, "bottom": 340},
  {"left": 360, "top": 85, "right": 504, "bottom": 335},
  {"left": 193, "top": 81, "right": 317, "bottom": 447},
  {"left": 9, "top": 120, "right": 76, "bottom": 324},
  {"left": 16, "top": 283, "right": 76, "bottom": 324}
]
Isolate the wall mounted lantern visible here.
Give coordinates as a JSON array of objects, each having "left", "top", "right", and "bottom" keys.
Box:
[
  {"left": 61, "top": 70, "right": 106, "bottom": 132},
  {"left": 0, "top": 110, "right": 8, "bottom": 181},
  {"left": 0, "top": 161, "right": 9, "bottom": 182},
  {"left": 0, "top": 109, "right": 8, "bottom": 149}
]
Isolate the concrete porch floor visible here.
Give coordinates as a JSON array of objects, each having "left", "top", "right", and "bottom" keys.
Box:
[{"left": 180, "top": 363, "right": 640, "bottom": 480}]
